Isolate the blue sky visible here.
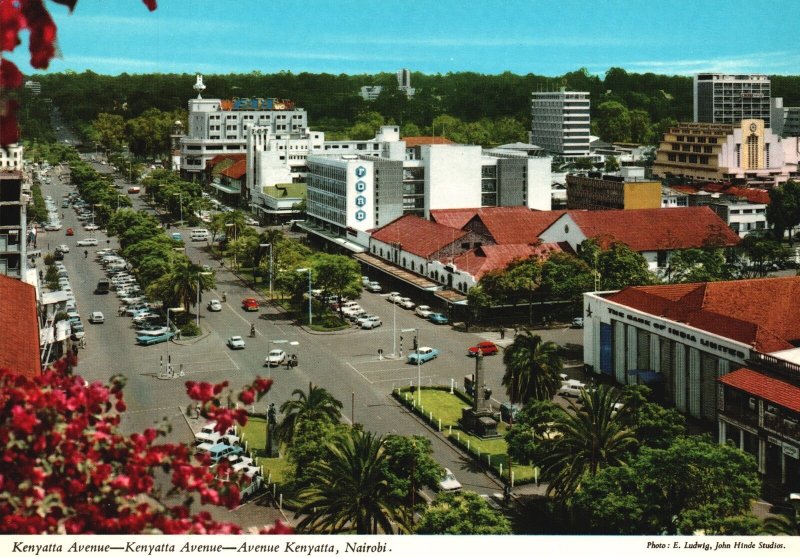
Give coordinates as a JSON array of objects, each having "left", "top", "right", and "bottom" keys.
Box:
[{"left": 12, "top": 0, "right": 800, "bottom": 77}]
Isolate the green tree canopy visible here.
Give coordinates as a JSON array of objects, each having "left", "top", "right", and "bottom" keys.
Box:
[
  {"left": 595, "top": 101, "right": 631, "bottom": 142},
  {"left": 380, "top": 435, "right": 443, "bottom": 512},
  {"left": 766, "top": 180, "right": 800, "bottom": 242},
  {"left": 580, "top": 239, "right": 656, "bottom": 290},
  {"left": 572, "top": 435, "right": 760, "bottom": 534},
  {"left": 415, "top": 491, "right": 511, "bottom": 534}
]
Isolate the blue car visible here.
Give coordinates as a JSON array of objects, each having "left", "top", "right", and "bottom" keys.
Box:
[
  {"left": 428, "top": 313, "right": 449, "bottom": 325},
  {"left": 407, "top": 346, "right": 439, "bottom": 364}
]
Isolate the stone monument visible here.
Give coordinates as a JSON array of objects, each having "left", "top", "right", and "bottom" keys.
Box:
[{"left": 460, "top": 351, "right": 500, "bottom": 438}]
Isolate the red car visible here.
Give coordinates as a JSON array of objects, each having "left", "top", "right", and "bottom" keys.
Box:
[
  {"left": 468, "top": 341, "right": 499, "bottom": 356},
  {"left": 242, "top": 298, "right": 259, "bottom": 312},
  {"left": 65, "top": 227, "right": 74, "bottom": 236}
]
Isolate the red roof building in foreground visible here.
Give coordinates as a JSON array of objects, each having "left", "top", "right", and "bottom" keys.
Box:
[{"left": 0, "top": 275, "right": 40, "bottom": 378}]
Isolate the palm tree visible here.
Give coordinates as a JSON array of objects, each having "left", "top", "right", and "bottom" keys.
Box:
[
  {"left": 539, "top": 384, "right": 638, "bottom": 501},
  {"left": 146, "top": 258, "right": 213, "bottom": 313},
  {"left": 295, "top": 429, "right": 408, "bottom": 534},
  {"left": 501, "top": 331, "right": 563, "bottom": 404},
  {"left": 276, "top": 384, "right": 343, "bottom": 446}
]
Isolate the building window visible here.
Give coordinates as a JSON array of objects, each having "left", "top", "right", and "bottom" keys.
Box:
[
  {"left": 656, "top": 251, "right": 667, "bottom": 267},
  {"left": 747, "top": 134, "right": 758, "bottom": 168}
]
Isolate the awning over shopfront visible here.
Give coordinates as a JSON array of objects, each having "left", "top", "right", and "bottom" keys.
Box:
[{"left": 211, "top": 182, "right": 240, "bottom": 194}]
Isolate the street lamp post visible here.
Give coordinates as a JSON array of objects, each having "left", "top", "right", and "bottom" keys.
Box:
[
  {"left": 402, "top": 327, "right": 421, "bottom": 405},
  {"left": 173, "top": 192, "right": 184, "bottom": 226},
  {"left": 128, "top": 161, "right": 132, "bottom": 184},
  {"left": 166, "top": 307, "right": 184, "bottom": 376},
  {"left": 260, "top": 243, "right": 273, "bottom": 300},
  {"left": 225, "top": 223, "right": 238, "bottom": 270},
  {"left": 296, "top": 268, "right": 312, "bottom": 325},
  {"left": 116, "top": 194, "right": 124, "bottom": 211},
  {"left": 196, "top": 272, "right": 212, "bottom": 327}
]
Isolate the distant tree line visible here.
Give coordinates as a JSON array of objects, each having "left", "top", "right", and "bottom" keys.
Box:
[{"left": 27, "top": 68, "right": 800, "bottom": 147}]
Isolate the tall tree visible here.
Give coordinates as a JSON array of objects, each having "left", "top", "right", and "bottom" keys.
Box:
[
  {"left": 539, "top": 384, "right": 638, "bottom": 501},
  {"left": 766, "top": 181, "right": 800, "bottom": 242},
  {"left": 580, "top": 239, "right": 656, "bottom": 290},
  {"left": 295, "top": 430, "right": 408, "bottom": 534},
  {"left": 381, "top": 435, "right": 443, "bottom": 517},
  {"left": 501, "top": 331, "right": 563, "bottom": 405},
  {"left": 312, "top": 253, "right": 362, "bottom": 316},
  {"left": 595, "top": 101, "right": 631, "bottom": 143}
]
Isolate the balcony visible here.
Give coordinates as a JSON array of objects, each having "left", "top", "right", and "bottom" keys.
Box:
[
  {"left": 764, "top": 413, "right": 800, "bottom": 443},
  {"left": 722, "top": 404, "right": 759, "bottom": 428}
]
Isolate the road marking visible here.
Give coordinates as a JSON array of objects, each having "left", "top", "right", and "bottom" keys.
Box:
[{"left": 223, "top": 350, "right": 240, "bottom": 371}]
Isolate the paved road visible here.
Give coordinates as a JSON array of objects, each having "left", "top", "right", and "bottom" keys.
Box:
[{"left": 43, "top": 160, "right": 585, "bottom": 517}]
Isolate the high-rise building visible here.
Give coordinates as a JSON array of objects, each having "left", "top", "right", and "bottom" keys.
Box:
[
  {"left": 530, "top": 89, "right": 591, "bottom": 158},
  {"left": 179, "top": 76, "right": 308, "bottom": 180},
  {"left": 693, "top": 73, "right": 771, "bottom": 127},
  {"left": 771, "top": 98, "right": 800, "bottom": 138},
  {"left": 0, "top": 170, "right": 27, "bottom": 280}
]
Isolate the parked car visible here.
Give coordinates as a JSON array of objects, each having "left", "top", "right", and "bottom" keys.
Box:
[
  {"left": 242, "top": 298, "right": 259, "bottom": 312},
  {"left": 44, "top": 223, "right": 62, "bottom": 231},
  {"left": 207, "top": 299, "right": 222, "bottom": 311},
  {"left": 65, "top": 227, "right": 74, "bottom": 236},
  {"left": 386, "top": 292, "right": 402, "bottom": 303},
  {"left": 365, "top": 281, "right": 382, "bottom": 293},
  {"left": 407, "top": 346, "right": 439, "bottom": 364},
  {"left": 127, "top": 186, "right": 140, "bottom": 194},
  {"left": 558, "top": 379, "right": 586, "bottom": 398},
  {"left": 200, "top": 442, "right": 244, "bottom": 465},
  {"left": 468, "top": 341, "right": 499, "bottom": 356},
  {"left": 438, "top": 468, "right": 462, "bottom": 492},
  {"left": 244, "top": 217, "right": 259, "bottom": 226},
  {"left": 428, "top": 313, "right": 449, "bottom": 325},
  {"left": 88, "top": 311, "right": 105, "bottom": 324},
  {"left": 171, "top": 232, "right": 183, "bottom": 242},
  {"left": 397, "top": 297, "right": 415, "bottom": 310},
  {"left": 83, "top": 223, "right": 100, "bottom": 231},
  {"left": 571, "top": 317, "right": 584, "bottom": 328},
  {"left": 358, "top": 315, "right": 382, "bottom": 329},
  {"left": 361, "top": 276, "right": 370, "bottom": 286},
  {"left": 265, "top": 349, "right": 287, "bottom": 367},
  {"left": 57, "top": 244, "right": 70, "bottom": 253},
  {"left": 226, "top": 336, "right": 246, "bottom": 350},
  {"left": 76, "top": 238, "right": 98, "bottom": 246},
  {"left": 415, "top": 305, "right": 433, "bottom": 318}
]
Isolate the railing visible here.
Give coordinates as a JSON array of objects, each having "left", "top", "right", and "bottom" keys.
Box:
[
  {"left": 722, "top": 404, "right": 759, "bottom": 427},
  {"left": 751, "top": 352, "right": 800, "bottom": 376},
  {"left": 764, "top": 413, "right": 800, "bottom": 443}
]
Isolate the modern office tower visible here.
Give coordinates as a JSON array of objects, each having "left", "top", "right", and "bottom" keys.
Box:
[
  {"left": 693, "top": 74, "right": 771, "bottom": 127},
  {"left": 0, "top": 170, "right": 27, "bottom": 280},
  {"left": 771, "top": 98, "right": 800, "bottom": 138},
  {"left": 530, "top": 89, "right": 591, "bottom": 158}
]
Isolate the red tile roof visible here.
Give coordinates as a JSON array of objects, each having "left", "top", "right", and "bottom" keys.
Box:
[
  {"left": 670, "top": 184, "right": 771, "bottom": 205},
  {"left": 403, "top": 136, "right": 455, "bottom": 147},
  {"left": 568, "top": 207, "right": 741, "bottom": 251},
  {"left": 431, "top": 207, "right": 566, "bottom": 245},
  {"left": 220, "top": 159, "right": 247, "bottom": 180},
  {"left": 371, "top": 215, "right": 466, "bottom": 258},
  {"left": 720, "top": 368, "right": 800, "bottom": 414},
  {"left": 607, "top": 276, "right": 800, "bottom": 353},
  {"left": 451, "top": 243, "right": 563, "bottom": 279},
  {"left": 205, "top": 153, "right": 246, "bottom": 170},
  {"left": 430, "top": 208, "right": 480, "bottom": 229},
  {"left": 0, "top": 275, "right": 40, "bottom": 378}
]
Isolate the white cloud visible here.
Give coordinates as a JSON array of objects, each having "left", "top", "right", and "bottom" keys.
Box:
[
  {"left": 620, "top": 52, "right": 800, "bottom": 75},
  {"left": 319, "top": 35, "right": 650, "bottom": 48},
  {"left": 214, "top": 48, "right": 406, "bottom": 64}
]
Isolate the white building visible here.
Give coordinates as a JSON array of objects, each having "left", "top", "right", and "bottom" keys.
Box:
[
  {"left": 304, "top": 143, "right": 553, "bottom": 237},
  {"left": 180, "top": 84, "right": 308, "bottom": 180},
  {"left": 0, "top": 144, "right": 23, "bottom": 171},
  {"left": 708, "top": 199, "right": 768, "bottom": 238},
  {"left": 531, "top": 89, "right": 591, "bottom": 158},
  {"left": 694, "top": 73, "right": 771, "bottom": 126}
]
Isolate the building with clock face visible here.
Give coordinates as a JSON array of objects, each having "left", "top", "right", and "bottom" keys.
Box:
[{"left": 652, "top": 119, "right": 800, "bottom": 187}]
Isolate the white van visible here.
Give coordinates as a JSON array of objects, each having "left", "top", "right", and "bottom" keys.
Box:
[{"left": 191, "top": 228, "right": 209, "bottom": 242}]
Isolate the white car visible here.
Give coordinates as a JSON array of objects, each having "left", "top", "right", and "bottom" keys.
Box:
[
  {"left": 365, "top": 281, "right": 382, "bottom": 293},
  {"left": 358, "top": 315, "right": 382, "bottom": 329},
  {"left": 44, "top": 223, "right": 62, "bottom": 231},
  {"left": 83, "top": 223, "right": 100, "bottom": 231},
  {"left": 438, "top": 468, "right": 462, "bottom": 492},
  {"left": 244, "top": 217, "right": 259, "bottom": 226},
  {"left": 558, "top": 379, "right": 586, "bottom": 398},
  {"left": 207, "top": 299, "right": 222, "bottom": 311},
  {"left": 265, "top": 349, "right": 287, "bottom": 367},
  {"left": 398, "top": 297, "right": 415, "bottom": 310},
  {"left": 342, "top": 305, "right": 364, "bottom": 318},
  {"left": 415, "top": 305, "right": 433, "bottom": 318},
  {"left": 76, "top": 238, "right": 98, "bottom": 246},
  {"left": 386, "top": 292, "right": 401, "bottom": 303},
  {"left": 57, "top": 244, "right": 70, "bottom": 253},
  {"left": 227, "top": 336, "right": 246, "bottom": 349},
  {"left": 88, "top": 311, "right": 104, "bottom": 324}
]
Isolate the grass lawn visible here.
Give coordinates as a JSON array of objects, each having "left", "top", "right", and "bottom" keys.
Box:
[
  {"left": 240, "top": 416, "right": 290, "bottom": 484},
  {"left": 397, "top": 387, "right": 540, "bottom": 484}
]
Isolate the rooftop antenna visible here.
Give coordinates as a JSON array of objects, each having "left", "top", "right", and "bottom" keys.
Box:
[{"left": 194, "top": 74, "right": 206, "bottom": 99}]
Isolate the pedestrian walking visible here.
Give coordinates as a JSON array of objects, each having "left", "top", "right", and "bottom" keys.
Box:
[{"left": 500, "top": 327, "right": 505, "bottom": 340}]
